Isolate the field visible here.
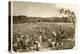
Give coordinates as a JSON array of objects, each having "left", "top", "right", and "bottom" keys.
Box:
[{"left": 13, "top": 22, "right": 75, "bottom": 52}]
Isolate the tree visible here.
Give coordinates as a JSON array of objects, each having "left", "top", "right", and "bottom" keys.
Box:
[{"left": 59, "top": 8, "right": 76, "bottom": 23}]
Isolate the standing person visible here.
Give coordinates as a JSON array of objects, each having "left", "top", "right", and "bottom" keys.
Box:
[
  {"left": 18, "top": 35, "right": 26, "bottom": 51},
  {"left": 55, "top": 30, "right": 67, "bottom": 50},
  {"left": 34, "top": 41, "right": 39, "bottom": 51}
]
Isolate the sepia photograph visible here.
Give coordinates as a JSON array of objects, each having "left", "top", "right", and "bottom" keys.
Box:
[{"left": 9, "top": 1, "right": 77, "bottom": 52}]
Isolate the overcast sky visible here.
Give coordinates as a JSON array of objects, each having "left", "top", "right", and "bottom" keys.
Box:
[{"left": 13, "top": 1, "right": 77, "bottom": 17}]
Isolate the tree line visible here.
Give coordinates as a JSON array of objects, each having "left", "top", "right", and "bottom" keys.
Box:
[{"left": 12, "top": 15, "right": 74, "bottom": 24}]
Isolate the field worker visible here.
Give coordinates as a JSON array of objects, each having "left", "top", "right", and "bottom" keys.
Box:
[
  {"left": 17, "top": 34, "right": 22, "bottom": 43},
  {"left": 51, "top": 41, "right": 56, "bottom": 48},
  {"left": 18, "top": 34, "right": 26, "bottom": 50},
  {"left": 61, "top": 31, "right": 67, "bottom": 39},
  {"left": 52, "top": 31, "right": 57, "bottom": 36},
  {"left": 55, "top": 30, "right": 66, "bottom": 49},
  {"left": 25, "top": 38, "right": 29, "bottom": 44},
  {"left": 37, "top": 41, "right": 41, "bottom": 49},
  {"left": 21, "top": 34, "right": 24, "bottom": 38},
  {"left": 48, "top": 39, "right": 53, "bottom": 47},
  {"left": 52, "top": 31, "right": 57, "bottom": 42},
  {"left": 35, "top": 41, "right": 40, "bottom": 49},
  {"left": 13, "top": 42, "right": 18, "bottom": 52},
  {"left": 32, "top": 41, "right": 39, "bottom": 51},
  {"left": 48, "top": 38, "right": 52, "bottom": 42},
  {"left": 39, "top": 29, "right": 42, "bottom": 33},
  {"left": 39, "top": 29, "right": 45, "bottom": 34},
  {"left": 39, "top": 36, "right": 42, "bottom": 49}
]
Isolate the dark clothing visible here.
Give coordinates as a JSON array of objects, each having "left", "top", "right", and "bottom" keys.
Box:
[{"left": 19, "top": 40, "right": 26, "bottom": 49}]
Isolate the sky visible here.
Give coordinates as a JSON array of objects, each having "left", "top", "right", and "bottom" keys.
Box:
[{"left": 13, "top": 1, "right": 77, "bottom": 17}]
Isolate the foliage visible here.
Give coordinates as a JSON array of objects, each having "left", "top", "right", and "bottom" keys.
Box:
[{"left": 59, "top": 8, "right": 76, "bottom": 23}]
